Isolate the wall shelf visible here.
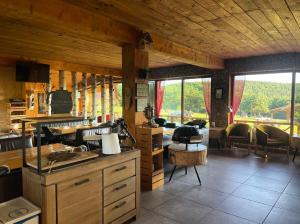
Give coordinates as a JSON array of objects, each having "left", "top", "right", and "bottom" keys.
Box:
[{"left": 136, "top": 126, "right": 164, "bottom": 190}]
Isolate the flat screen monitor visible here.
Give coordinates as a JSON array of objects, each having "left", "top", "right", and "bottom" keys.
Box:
[{"left": 16, "top": 61, "right": 50, "bottom": 83}]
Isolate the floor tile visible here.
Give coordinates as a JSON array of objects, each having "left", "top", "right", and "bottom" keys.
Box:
[
  {"left": 153, "top": 197, "right": 212, "bottom": 224},
  {"left": 284, "top": 182, "right": 300, "bottom": 197},
  {"left": 244, "top": 175, "right": 288, "bottom": 192},
  {"left": 217, "top": 196, "right": 272, "bottom": 223},
  {"left": 183, "top": 186, "right": 228, "bottom": 208},
  {"left": 141, "top": 190, "right": 175, "bottom": 210},
  {"left": 232, "top": 184, "right": 281, "bottom": 206},
  {"left": 133, "top": 211, "right": 179, "bottom": 224},
  {"left": 254, "top": 169, "right": 293, "bottom": 182},
  {"left": 275, "top": 193, "right": 300, "bottom": 213},
  {"left": 264, "top": 207, "right": 300, "bottom": 224},
  {"left": 200, "top": 210, "right": 256, "bottom": 224},
  {"left": 202, "top": 176, "right": 241, "bottom": 193},
  {"left": 158, "top": 180, "right": 194, "bottom": 195},
  {"left": 206, "top": 169, "right": 252, "bottom": 183}
]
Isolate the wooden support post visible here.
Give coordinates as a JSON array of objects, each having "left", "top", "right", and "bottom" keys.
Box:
[
  {"left": 59, "top": 70, "right": 66, "bottom": 90},
  {"left": 101, "top": 76, "right": 106, "bottom": 123},
  {"left": 122, "top": 45, "right": 149, "bottom": 136},
  {"left": 47, "top": 72, "right": 52, "bottom": 116},
  {"left": 91, "top": 73, "right": 97, "bottom": 120},
  {"left": 82, "top": 72, "right": 87, "bottom": 119},
  {"left": 109, "top": 76, "right": 114, "bottom": 122},
  {"left": 72, "top": 71, "right": 78, "bottom": 116}
]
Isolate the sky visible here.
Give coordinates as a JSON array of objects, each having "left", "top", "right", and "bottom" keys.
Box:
[
  {"left": 163, "top": 73, "right": 300, "bottom": 84},
  {"left": 244, "top": 73, "right": 294, "bottom": 83}
]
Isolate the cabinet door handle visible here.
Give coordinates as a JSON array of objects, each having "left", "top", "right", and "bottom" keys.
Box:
[
  {"left": 74, "top": 178, "right": 90, "bottom": 186},
  {"left": 115, "top": 184, "right": 127, "bottom": 191},
  {"left": 114, "top": 166, "right": 127, "bottom": 172},
  {"left": 114, "top": 201, "right": 126, "bottom": 209}
]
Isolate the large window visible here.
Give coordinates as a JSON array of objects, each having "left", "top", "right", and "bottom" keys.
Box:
[
  {"left": 148, "top": 81, "right": 155, "bottom": 108},
  {"left": 114, "top": 83, "right": 122, "bottom": 119},
  {"left": 234, "top": 73, "right": 293, "bottom": 133},
  {"left": 183, "top": 78, "right": 210, "bottom": 123},
  {"left": 294, "top": 73, "right": 300, "bottom": 134},
  {"left": 157, "top": 77, "right": 211, "bottom": 124},
  {"left": 160, "top": 80, "right": 182, "bottom": 124}
]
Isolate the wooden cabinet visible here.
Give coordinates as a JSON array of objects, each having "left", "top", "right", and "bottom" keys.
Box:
[
  {"left": 136, "top": 126, "right": 164, "bottom": 190},
  {"left": 22, "top": 150, "right": 140, "bottom": 224}
]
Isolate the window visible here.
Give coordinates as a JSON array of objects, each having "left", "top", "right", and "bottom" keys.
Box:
[
  {"left": 183, "top": 78, "right": 210, "bottom": 123},
  {"left": 234, "top": 73, "right": 293, "bottom": 133},
  {"left": 114, "top": 83, "right": 122, "bottom": 119},
  {"left": 148, "top": 81, "right": 155, "bottom": 108},
  {"left": 294, "top": 73, "right": 300, "bottom": 134},
  {"left": 160, "top": 80, "right": 182, "bottom": 124}
]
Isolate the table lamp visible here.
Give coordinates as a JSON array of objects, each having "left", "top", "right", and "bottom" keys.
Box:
[{"left": 102, "top": 133, "right": 121, "bottom": 155}]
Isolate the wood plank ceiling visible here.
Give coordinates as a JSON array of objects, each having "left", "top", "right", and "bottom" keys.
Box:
[
  {"left": 67, "top": 0, "right": 300, "bottom": 59},
  {"left": 1, "top": 0, "right": 300, "bottom": 71}
]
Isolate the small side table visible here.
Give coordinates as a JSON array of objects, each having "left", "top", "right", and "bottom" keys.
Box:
[
  {"left": 168, "top": 144, "right": 207, "bottom": 185},
  {"left": 292, "top": 135, "right": 300, "bottom": 161},
  {"left": 209, "top": 127, "right": 226, "bottom": 149}
]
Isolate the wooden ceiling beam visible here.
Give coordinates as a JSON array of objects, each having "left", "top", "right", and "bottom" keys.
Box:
[
  {"left": 0, "top": 0, "right": 138, "bottom": 45},
  {"left": 151, "top": 34, "right": 224, "bottom": 69},
  {"left": 0, "top": 55, "right": 122, "bottom": 77},
  {"left": 0, "top": 0, "right": 223, "bottom": 69}
]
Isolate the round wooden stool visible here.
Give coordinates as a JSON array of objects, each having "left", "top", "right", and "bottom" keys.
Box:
[{"left": 168, "top": 143, "right": 207, "bottom": 185}]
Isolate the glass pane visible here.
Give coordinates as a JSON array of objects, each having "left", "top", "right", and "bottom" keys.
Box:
[
  {"left": 183, "top": 78, "right": 210, "bottom": 124},
  {"left": 235, "top": 73, "right": 292, "bottom": 132},
  {"left": 160, "top": 80, "right": 182, "bottom": 124},
  {"left": 294, "top": 73, "right": 300, "bottom": 135},
  {"left": 114, "top": 83, "right": 122, "bottom": 119},
  {"left": 148, "top": 81, "right": 155, "bottom": 108}
]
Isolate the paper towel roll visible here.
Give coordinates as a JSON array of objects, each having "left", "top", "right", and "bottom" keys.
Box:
[{"left": 102, "top": 133, "right": 121, "bottom": 155}]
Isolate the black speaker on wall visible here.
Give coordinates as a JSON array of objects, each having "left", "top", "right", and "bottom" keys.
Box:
[{"left": 138, "top": 68, "right": 150, "bottom": 79}]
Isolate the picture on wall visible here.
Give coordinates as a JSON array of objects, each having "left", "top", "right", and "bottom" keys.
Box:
[
  {"left": 215, "top": 88, "right": 223, "bottom": 99},
  {"left": 38, "top": 93, "right": 47, "bottom": 114}
]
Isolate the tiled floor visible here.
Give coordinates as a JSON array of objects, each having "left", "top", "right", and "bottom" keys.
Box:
[{"left": 132, "top": 148, "right": 300, "bottom": 224}]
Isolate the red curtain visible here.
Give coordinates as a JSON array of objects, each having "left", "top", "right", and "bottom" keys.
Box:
[
  {"left": 202, "top": 78, "right": 211, "bottom": 116},
  {"left": 156, "top": 81, "right": 164, "bottom": 117},
  {"left": 230, "top": 75, "right": 246, "bottom": 123}
]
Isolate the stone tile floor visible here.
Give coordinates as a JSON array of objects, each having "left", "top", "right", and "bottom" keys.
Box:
[{"left": 132, "top": 148, "right": 300, "bottom": 224}]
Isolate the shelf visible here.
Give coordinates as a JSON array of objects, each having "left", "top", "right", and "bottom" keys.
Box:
[
  {"left": 152, "top": 168, "right": 163, "bottom": 177},
  {"left": 8, "top": 107, "right": 26, "bottom": 110},
  {"left": 10, "top": 115, "right": 27, "bottom": 119},
  {"left": 152, "top": 148, "right": 163, "bottom": 156},
  {"left": 136, "top": 126, "right": 164, "bottom": 190}
]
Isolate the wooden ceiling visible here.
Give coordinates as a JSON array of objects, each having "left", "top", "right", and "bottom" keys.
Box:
[
  {"left": 0, "top": 0, "right": 223, "bottom": 71},
  {"left": 0, "top": 16, "right": 179, "bottom": 69},
  {"left": 66, "top": 0, "right": 300, "bottom": 59},
  {"left": 1, "top": 0, "right": 300, "bottom": 72}
]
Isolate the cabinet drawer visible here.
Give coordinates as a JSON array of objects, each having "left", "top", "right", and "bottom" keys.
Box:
[
  {"left": 104, "top": 193, "right": 136, "bottom": 224},
  {"left": 104, "top": 176, "right": 136, "bottom": 206},
  {"left": 58, "top": 196, "right": 101, "bottom": 224},
  {"left": 57, "top": 172, "right": 102, "bottom": 209},
  {"left": 57, "top": 172, "right": 102, "bottom": 224},
  {"left": 104, "top": 160, "right": 135, "bottom": 187}
]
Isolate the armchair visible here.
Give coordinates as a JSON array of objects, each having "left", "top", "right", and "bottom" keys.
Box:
[
  {"left": 256, "top": 125, "right": 290, "bottom": 159},
  {"left": 226, "top": 123, "right": 252, "bottom": 154}
]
